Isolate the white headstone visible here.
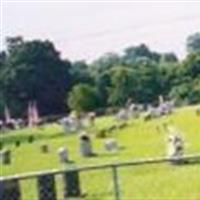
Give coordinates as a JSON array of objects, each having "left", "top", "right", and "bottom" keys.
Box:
[
  {"left": 104, "top": 139, "right": 118, "bottom": 152},
  {"left": 79, "top": 132, "right": 93, "bottom": 157},
  {"left": 58, "top": 147, "right": 69, "bottom": 163}
]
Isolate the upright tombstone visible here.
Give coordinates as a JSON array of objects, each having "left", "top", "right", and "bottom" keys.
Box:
[
  {"left": 104, "top": 139, "right": 118, "bottom": 152},
  {"left": 28, "top": 135, "right": 35, "bottom": 143},
  {"left": 15, "top": 141, "right": 21, "bottom": 148},
  {"left": 79, "top": 132, "right": 93, "bottom": 157},
  {"left": 0, "top": 149, "right": 11, "bottom": 165},
  {"left": 57, "top": 147, "right": 69, "bottom": 164},
  {"left": 37, "top": 174, "right": 57, "bottom": 200},
  {"left": 0, "top": 179, "right": 21, "bottom": 200},
  {"left": 40, "top": 144, "right": 49, "bottom": 153},
  {"left": 87, "top": 112, "right": 96, "bottom": 126},
  {"left": 116, "top": 109, "right": 129, "bottom": 121}
]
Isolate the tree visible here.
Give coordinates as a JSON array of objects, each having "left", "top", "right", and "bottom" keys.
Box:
[
  {"left": 107, "top": 67, "right": 135, "bottom": 106},
  {"left": 187, "top": 32, "right": 200, "bottom": 54},
  {"left": 123, "top": 44, "right": 161, "bottom": 65},
  {"left": 90, "top": 52, "right": 121, "bottom": 75},
  {"left": 3, "top": 37, "right": 72, "bottom": 116},
  {"left": 160, "top": 53, "right": 178, "bottom": 63},
  {"left": 69, "top": 60, "right": 93, "bottom": 85},
  {"left": 182, "top": 52, "right": 200, "bottom": 78},
  {"left": 67, "top": 84, "right": 99, "bottom": 113}
]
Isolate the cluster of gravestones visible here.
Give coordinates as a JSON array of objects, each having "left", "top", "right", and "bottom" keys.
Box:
[
  {"left": 0, "top": 135, "right": 36, "bottom": 166},
  {"left": 144, "top": 101, "right": 174, "bottom": 121},
  {"left": 115, "top": 104, "right": 144, "bottom": 122},
  {"left": 58, "top": 112, "right": 96, "bottom": 134},
  {"left": 0, "top": 119, "right": 26, "bottom": 131}
]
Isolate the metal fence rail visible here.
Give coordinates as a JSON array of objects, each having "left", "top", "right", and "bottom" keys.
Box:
[{"left": 0, "top": 154, "right": 200, "bottom": 200}]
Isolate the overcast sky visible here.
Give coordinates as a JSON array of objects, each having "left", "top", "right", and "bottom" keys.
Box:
[{"left": 1, "top": 1, "right": 200, "bottom": 61}]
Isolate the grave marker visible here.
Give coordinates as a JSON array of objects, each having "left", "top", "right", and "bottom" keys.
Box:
[
  {"left": 58, "top": 147, "right": 69, "bottom": 164},
  {"left": 79, "top": 132, "right": 93, "bottom": 157},
  {"left": 0, "top": 149, "right": 11, "bottom": 165},
  {"left": 40, "top": 144, "right": 49, "bottom": 153}
]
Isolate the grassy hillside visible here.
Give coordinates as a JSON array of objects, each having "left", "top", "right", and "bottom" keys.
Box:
[{"left": 0, "top": 106, "right": 200, "bottom": 199}]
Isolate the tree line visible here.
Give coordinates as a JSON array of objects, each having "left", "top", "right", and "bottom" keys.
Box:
[{"left": 0, "top": 33, "right": 200, "bottom": 117}]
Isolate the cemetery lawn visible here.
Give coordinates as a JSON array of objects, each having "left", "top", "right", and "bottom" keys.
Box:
[{"left": 1, "top": 105, "right": 200, "bottom": 199}]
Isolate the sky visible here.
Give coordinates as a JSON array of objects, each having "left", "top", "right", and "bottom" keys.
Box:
[{"left": 1, "top": 1, "right": 200, "bottom": 62}]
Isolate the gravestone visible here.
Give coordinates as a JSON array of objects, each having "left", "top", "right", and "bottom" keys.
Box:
[
  {"left": 28, "top": 135, "right": 35, "bottom": 143},
  {"left": 79, "top": 133, "right": 93, "bottom": 157},
  {"left": 37, "top": 174, "right": 57, "bottom": 200},
  {"left": 58, "top": 147, "right": 69, "bottom": 164},
  {"left": 15, "top": 141, "right": 20, "bottom": 147},
  {"left": 104, "top": 139, "right": 118, "bottom": 152},
  {"left": 40, "top": 144, "right": 49, "bottom": 153},
  {"left": 87, "top": 112, "right": 96, "bottom": 126},
  {"left": 0, "top": 149, "right": 11, "bottom": 165},
  {"left": 0, "top": 179, "right": 21, "bottom": 200},
  {"left": 63, "top": 170, "right": 81, "bottom": 198}
]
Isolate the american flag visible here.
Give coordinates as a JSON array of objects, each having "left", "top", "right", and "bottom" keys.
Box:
[
  {"left": 28, "top": 101, "right": 40, "bottom": 127},
  {"left": 28, "top": 101, "right": 33, "bottom": 127},
  {"left": 32, "top": 101, "right": 40, "bottom": 125},
  {"left": 4, "top": 105, "right": 11, "bottom": 124}
]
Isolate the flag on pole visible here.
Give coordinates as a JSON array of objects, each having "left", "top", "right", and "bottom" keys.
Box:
[
  {"left": 4, "top": 105, "right": 11, "bottom": 124},
  {"left": 32, "top": 101, "right": 40, "bottom": 125},
  {"left": 28, "top": 101, "right": 33, "bottom": 127}
]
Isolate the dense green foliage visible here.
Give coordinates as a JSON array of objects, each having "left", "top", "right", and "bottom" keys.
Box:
[
  {"left": 68, "top": 84, "right": 99, "bottom": 112},
  {"left": 0, "top": 33, "right": 200, "bottom": 116}
]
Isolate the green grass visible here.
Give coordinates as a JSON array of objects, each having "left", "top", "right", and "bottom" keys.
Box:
[{"left": 0, "top": 106, "right": 200, "bottom": 199}]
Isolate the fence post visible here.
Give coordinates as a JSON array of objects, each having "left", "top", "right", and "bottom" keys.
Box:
[
  {"left": 112, "top": 165, "right": 120, "bottom": 200},
  {"left": 37, "top": 174, "right": 57, "bottom": 200},
  {"left": 0, "top": 179, "right": 21, "bottom": 200},
  {"left": 63, "top": 170, "right": 81, "bottom": 199}
]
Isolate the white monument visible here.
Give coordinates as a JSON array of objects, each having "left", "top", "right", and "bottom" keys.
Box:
[{"left": 166, "top": 126, "right": 184, "bottom": 163}]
